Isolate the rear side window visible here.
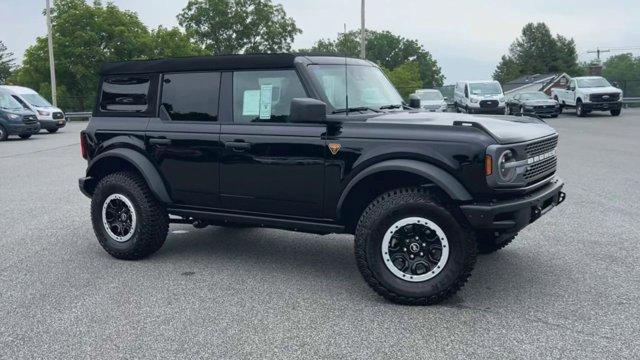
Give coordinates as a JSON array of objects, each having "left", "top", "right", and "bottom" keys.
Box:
[
  {"left": 160, "top": 72, "right": 220, "bottom": 121},
  {"left": 100, "top": 76, "right": 150, "bottom": 112}
]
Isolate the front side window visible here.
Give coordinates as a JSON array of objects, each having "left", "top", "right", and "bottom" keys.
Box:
[
  {"left": 0, "top": 92, "right": 24, "bottom": 111},
  {"left": 100, "top": 75, "right": 150, "bottom": 112},
  {"left": 308, "top": 65, "right": 403, "bottom": 110},
  {"left": 161, "top": 72, "right": 220, "bottom": 121},
  {"left": 233, "top": 70, "right": 307, "bottom": 123}
]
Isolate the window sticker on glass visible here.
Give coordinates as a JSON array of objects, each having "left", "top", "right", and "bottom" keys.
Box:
[
  {"left": 242, "top": 90, "right": 260, "bottom": 116},
  {"left": 259, "top": 84, "right": 273, "bottom": 120}
]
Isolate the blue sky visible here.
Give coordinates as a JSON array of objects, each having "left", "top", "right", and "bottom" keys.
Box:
[{"left": 1, "top": 0, "right": 639, "bottom": 83}]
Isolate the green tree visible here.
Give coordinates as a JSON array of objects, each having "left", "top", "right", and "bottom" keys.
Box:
[
  {"left": 303, "top": 29, "right": 444, "bottom": 89},
  {"left": 150, "top": 26, "right": 205, "bottom": 58},
  {"left": 12, "top": 0, "right": 155, "bottom": 111},
  {"left": 383, "top": 62, "right": 423, "bottom": 99},
  {"left": 493, "top": 23, "right": 584, "bottom": 84},
  {"left": 178, "top": 0, "right": 301, "bottom": 54},
  {"left": 0, "top": 41, "right": 14, "bottom": 84},
  {"left": 603, "top": 53, "right": 640, "bottom": 97}
]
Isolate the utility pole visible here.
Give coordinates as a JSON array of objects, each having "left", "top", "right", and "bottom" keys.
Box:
[
  {"left": 586, "top": 48, "right": 611, "bottom": 63},
  {"left": 46, "top": 0, "right": 57, "bottom": 106},
  {"left": 360, "top": 0, "right": 366, "bottom": 59}
]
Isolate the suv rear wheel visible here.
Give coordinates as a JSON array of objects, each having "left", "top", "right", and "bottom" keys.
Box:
[
  {"left": 354, "top": 187, "right": 477, "bottom": 305},
  {"left": 91, "top": 172, "right": 168, "bottom": 260}
]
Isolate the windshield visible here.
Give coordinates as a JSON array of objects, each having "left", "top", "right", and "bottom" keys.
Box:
[
  {"left": 0, "top": 92, "right": 25, "bottom": 110},
  {"left": 469, "top": 82, "right": 502, "bottom": 96},
  {"left": 416, "top": 91, "right": 443, "bottom": 101},
  {"left": 308, "top": 65, "right": 403, "bottom": 110},
  {"left": 577, "top": 77, "right": 611, "bottom": 88},
  {"left": 520, "top": 92, "right": 549, "bottom": 100},
  {"left": 22, "top": 93, "right": 53, "bottom": 107}
]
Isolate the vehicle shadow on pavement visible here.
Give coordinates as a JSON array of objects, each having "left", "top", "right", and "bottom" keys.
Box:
[{"left": 153, "top": 225, "right": 557, "bottom": 306}]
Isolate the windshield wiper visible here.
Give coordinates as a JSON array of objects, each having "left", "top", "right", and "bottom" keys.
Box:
[
  {"left": 379, "top": 104, "right": 402, "bottom": 110},
  {"left": 332, "top": 106, "right": 381, "bottom": 114}
]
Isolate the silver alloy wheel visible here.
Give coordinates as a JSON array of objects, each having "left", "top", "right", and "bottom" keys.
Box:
[
  {"left": 381, "top": 217, "right": 450, "bottom": 282},
  {"left": 102, "top": 193, "right": 137, "bottom": 242}
]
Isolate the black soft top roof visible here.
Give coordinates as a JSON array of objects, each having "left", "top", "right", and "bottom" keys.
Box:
[{"left": 99, "top": 53, "right": 298, "bottom": 76}]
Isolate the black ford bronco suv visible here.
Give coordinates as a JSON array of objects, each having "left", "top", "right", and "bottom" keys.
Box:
[{"left": 79, "top": 54, "right": 565, "bottom": 305}]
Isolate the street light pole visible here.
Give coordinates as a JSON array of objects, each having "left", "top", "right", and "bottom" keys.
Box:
[
  {"left": 360, "top": 0, "right": 366, "bottom": 59},
  {"left": 46, "top": 0, "right": 57, "bottom": 106}
]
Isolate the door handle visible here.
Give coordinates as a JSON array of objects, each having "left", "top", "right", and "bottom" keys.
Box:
[
  {"left": 225, "top": 141, "right": 251, "bottom": 151},
  {"left": 149, "top": 138, "right": 171, "bottom": 145}
]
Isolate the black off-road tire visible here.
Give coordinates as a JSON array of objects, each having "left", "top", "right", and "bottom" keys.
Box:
[
  {"left": 611, "top": 108, "right": 621, "bottom": 116},
  {"left": 354, "top": 187, "right": 477, "bottom": 305},
  {"left": 19, "top": 134, "right": 32, "bottom": 139},
  {"left": 91, "top": 172, "right": 168, "bottom": 260},
  {"left": 476, "top": 231, "right": 516, "bottom": 254},
  {"left": 48, "top": 128, "right": 59, "bottom": 133}
]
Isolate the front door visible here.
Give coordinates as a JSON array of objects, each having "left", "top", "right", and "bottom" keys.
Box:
[
  {"left": 219, "top": 69, "right": 326, "bottom": 218},
  {"left": 146, "top": 71, "right": 223, "bottom": 208}
]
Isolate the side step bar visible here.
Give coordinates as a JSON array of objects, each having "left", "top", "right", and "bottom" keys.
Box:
[{"left": 167, "top": 208, "right": 346, "bottom": 235}]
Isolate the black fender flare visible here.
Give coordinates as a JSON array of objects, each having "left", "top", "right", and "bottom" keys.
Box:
[
  {"left": 86, "top": 148, "right": 172, "bottom": 204},
  {"left": 336, "top": 159, "right": 472, "bottom": 219}
]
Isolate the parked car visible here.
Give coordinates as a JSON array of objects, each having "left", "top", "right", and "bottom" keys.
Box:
[
  {"left": 551, "top": 76, "right": 623, "bottom": 117},
  {"left": 0, "top": 88, "right": 40, "bottom": 141},
  {"left": 79, "top": 54, "right": 565, "bottom": 305},
  {"left": 454, "top": 80, "right": 506, "bottom": 114},
  {"left": 413, "top": 89, "right": 447, "bottom": 112},
  {"left": 506, "top": 91, "right": 559, "bottom": 118},
  {"left": 0, "top": 85, "right": 66, "bottom": 133}
]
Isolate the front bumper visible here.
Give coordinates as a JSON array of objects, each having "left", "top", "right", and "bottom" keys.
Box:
[
  {"left": 39, "top": 119, "right": 66, "bottom": 130},
  {"left": 7, "top": 122, "right": 41, "bottom": 135},
  {"left": 583, "top": 101, "right": 622, "bottom": 111},
  {"left": 523, "top": 107, "right": 559, "bottom": 117},
  {"left": 460, "top": 177, "right": 565, "bottom": 233},
  {"left": 469, "top": 106, "right": 505, "bottom": 115}
]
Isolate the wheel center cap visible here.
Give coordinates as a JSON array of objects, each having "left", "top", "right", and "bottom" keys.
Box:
[
  {"left": 409, "top": 243, "right": 420, "bottom": 253},
  {"left": 120, "top": 213, "right": 128, "bottom": 221}
]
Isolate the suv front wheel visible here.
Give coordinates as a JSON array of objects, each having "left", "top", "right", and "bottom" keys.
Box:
[
  {"left": 91, "top": 172, "right": 168, "bottom": 260},
  {"left": 354, "top": 187, "right": 477, "bottom": 305}
]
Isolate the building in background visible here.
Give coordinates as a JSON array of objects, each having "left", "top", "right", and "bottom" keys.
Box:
[{"left": 502, "top": 73, "right": 571, "bottom": 98}]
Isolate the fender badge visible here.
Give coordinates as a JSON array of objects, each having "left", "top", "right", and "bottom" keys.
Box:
[{"left": 328, "top": 143, "right": 341, "bottom": 155}]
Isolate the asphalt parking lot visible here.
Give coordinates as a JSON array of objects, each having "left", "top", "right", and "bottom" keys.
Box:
[{"left": 1, "top": 110, "right": 639, "bottom": 359}]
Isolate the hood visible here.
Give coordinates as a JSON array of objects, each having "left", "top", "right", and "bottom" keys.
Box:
[
  {"left": 522, "top": 99, "right": 558, "bottom": 106},
  {"left": 1, "top": 108, "right": 36, "bottom": 116},
  {"left": 366, "top": 111, "right": 556, "bottom": 144},
  {"left": 580, "top": 86, "right": 622, "bottom": 95}
]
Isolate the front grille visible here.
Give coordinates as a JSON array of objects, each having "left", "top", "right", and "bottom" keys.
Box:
[
  {"left": 52, "top": 112, "right": 64, "bottom": 119},
  {"left": 480, "top": 100, "right": 498, "bottom": 108},
  {"left": 590, "top": 93, "right": 620, "bottom": 102},
  {"left": 22, "top": 116, "right": 38, "bottom": 124},
  {"left": 534, "top": 105, "right": 556, "bottom": 110},
  {"left": 525, "top": 136, "right": 558, "bottom": 157},
  {"left": 524, "top": 157, "right": 557, "bottom": 181}
]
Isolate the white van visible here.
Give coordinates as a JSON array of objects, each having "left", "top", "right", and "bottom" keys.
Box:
[
  {"left": 413, "top": 89, "right": 448, "bottom": 112},
  {"left": 0, "top": 85, "right": 66, "bottom": 133},
  {"left": 453, "top": 80, "right": 505, "bottom": 115}
]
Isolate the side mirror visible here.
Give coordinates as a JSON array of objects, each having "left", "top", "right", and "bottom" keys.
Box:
[
  {"left": 289, "top": 98, "right": 327, "bottom": 123},
  {"left": 408, "top": 94, "right": 421, "bottom": 109}
]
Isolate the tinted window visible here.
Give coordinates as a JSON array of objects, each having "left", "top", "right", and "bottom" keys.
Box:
[
  {"left": 161, "top": 72, "right": 220, "bottom": 121},
  {"left": 233, "top": 70, "right": 306, "bottom": 123},
  {"left": 100, "top": 76, "right": 150, "bottom": 112}
]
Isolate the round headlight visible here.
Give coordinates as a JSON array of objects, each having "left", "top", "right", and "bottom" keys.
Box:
[{"left": 498, "top": 150, "right": 517, "bottom": 182}]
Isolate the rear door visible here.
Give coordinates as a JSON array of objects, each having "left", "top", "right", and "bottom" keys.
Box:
[
  {"left": 218, "top": 69, "right": 326, "bottom": 218},
  {"left": 146, "top": 71, "right": 223, "bottom": 208}
]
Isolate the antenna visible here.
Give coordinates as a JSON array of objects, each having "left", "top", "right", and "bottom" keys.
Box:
[{"left": 344, "top": 23, "right": 349, "bottom": 116}]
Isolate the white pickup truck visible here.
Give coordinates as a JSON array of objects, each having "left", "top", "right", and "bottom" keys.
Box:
[{"left": 551, "top": 76, "right": 623, "bottom": 117}]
